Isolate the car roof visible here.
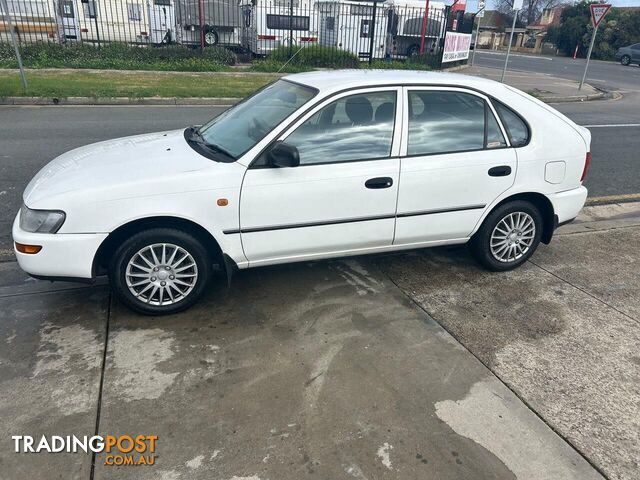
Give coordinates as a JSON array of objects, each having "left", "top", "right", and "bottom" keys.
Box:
[{"left": 283, "top": 69, "right": 502, "bottom": 95}]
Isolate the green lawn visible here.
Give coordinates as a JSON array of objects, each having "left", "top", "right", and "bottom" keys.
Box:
[{"left": 0, "top": 70, "right": 279, "bottom": 99}]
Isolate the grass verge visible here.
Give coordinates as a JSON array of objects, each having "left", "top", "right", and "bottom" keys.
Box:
[{"left": 0, "top": 70, "right": 279, "bottom": 98}]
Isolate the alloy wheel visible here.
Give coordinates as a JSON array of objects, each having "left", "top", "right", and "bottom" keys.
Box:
[
  {"left": 125, "top": 243, "right": 198, "bottom": 306},
  {"left": 490, "top": 212, "right": 536, "bottom": 263}
]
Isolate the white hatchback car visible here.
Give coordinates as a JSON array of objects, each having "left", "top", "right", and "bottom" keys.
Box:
[{"left": 13, "top": 70, "right": 591, "bottom": 315}]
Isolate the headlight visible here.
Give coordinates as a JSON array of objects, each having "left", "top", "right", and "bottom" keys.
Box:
[{"left": 19, "top": 205, "right": 66, "bottom": 233}]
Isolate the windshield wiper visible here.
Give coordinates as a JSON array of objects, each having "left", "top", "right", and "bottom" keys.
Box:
[{"left": 186, "top": 126, "right": 236, "bottom": 161}]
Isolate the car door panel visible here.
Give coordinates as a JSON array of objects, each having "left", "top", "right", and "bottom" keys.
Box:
[
  {"left": 239, "top": 87, "right": 403, "bottom": 265},
  {"left": 240, "top": 159, "right": 399, "bottom": 263},
  {"left": 394, "top": 87, "right": 517, "bottom": 245},
  {"left": 395, "top": 149, "right": 516, "bottom": 243}
]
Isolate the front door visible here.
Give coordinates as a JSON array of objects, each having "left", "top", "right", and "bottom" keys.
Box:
[
  {"left": 240, "top": 88, "right": 402, "bottom": 266},
  {"left": 57, "top": 0, "right": 80, "bottom": 41},
  {"left": 148, "top": 0, "right": 175, "bottom": 44},
  {"left": 394, "top": 87, "right": 517, "bottom": 245}
]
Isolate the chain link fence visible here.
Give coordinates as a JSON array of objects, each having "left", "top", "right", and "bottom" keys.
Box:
[{"left": 1, "top": 0, "right": 469, "bottom": 67}]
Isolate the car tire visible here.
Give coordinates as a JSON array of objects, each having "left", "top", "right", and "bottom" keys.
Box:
[
  {"left": 621, "top": 55, "right": 631, "bottom": 66},
  {"left": 109, "top": 228, "right": 212, "bottom": 315},
  {"left": 407, "top": 44, "right": 420, "bottom": 57},
  {"left": 204, "top": 29, "right": 219, "bottom": 46},
  {"left": 469, "top": 201, "right": 543, "bottom": 272}
]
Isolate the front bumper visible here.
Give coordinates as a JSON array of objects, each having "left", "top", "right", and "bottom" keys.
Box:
[
  {"left": 12, "top": 213, "right": 107, "bottom": 280},
  {"left": 548, "top": 186, "right": 588, "bottom": 225}
]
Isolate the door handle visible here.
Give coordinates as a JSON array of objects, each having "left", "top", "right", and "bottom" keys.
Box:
[
  {"left": 488, "top": 166, "right": 512, "bottom": 177},
  {"left": 365, "top": 177, "right": 393, "bottom": 189}
]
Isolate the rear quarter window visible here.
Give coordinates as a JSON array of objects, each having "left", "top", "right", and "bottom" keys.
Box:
[{"left": 493, "top": 101, "right": 530, "bottom": 147}]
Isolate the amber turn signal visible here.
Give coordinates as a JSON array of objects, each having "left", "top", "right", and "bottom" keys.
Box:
[
  {"left": 15, "top": 242, "right": 42, "bottom": 254},
  {"left": 217, "top": 198, "right": 229, "bottom": 206}
]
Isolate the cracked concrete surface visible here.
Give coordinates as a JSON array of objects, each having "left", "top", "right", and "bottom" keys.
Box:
[{"left": 378, "top": 212, "right": 640, "bottom": 480}]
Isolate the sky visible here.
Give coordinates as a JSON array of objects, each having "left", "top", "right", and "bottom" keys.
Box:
[{"left": 464, "top": 0, "right": 640, "bottom": 12}]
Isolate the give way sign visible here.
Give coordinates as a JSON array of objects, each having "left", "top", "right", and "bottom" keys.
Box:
[{"left": 590, "top": 4, "right": 611, "bottom": 27}]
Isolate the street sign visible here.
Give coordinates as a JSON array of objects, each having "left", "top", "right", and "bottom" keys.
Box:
[
  {"left": 477, "top": 0, "right": 485, "bottom": 17},
  {"left": 590, "top": 4, "right": 611, "bottom": 28},
  {"left": 580, "top": 4, "right": 612, "bottom": 90},
  {"left": 476, "top": 9, "right": 485, "bottom": 17},
  {"left": 512, "top": 0, "right": 523, "bottom": 11}
]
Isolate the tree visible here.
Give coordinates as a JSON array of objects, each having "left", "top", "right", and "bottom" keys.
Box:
[
  {"left": 495, "top": 0, "right": 562, "bottom": 26},
  {"left": 545, "top": 2, "right": 640, "bottom": 59}
]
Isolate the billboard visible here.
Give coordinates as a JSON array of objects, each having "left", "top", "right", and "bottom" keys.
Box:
[{"left": 442, "top": 31, "right": 471, "bottom": 63}]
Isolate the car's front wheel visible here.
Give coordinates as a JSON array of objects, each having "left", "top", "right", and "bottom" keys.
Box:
[
  {"left": 109, "top": 228, "right": 212, "bottom": 315},
  {"left": 621, "top": 54, "right": 631, "bottom": 66},
  {"left": 469, "top": 201, "right": 543, "bottom": 271}
]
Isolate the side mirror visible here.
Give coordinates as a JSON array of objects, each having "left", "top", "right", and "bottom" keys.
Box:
[{"left": 268, "top": 142, "right": 300, "bottom": 168}]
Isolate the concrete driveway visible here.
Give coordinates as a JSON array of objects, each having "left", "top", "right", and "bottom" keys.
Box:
[
  {"left": 1, "top": 264, "right": 601, "bottom": 479},
  {"left": 378, "top": 202, "right": 640, "bottom": 480}
]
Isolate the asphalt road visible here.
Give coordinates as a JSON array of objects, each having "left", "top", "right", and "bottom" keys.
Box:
[{"left": 471, "top": 50, "right": 640, "bottom": 92}]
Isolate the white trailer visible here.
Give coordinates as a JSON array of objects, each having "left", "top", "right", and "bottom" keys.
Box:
[
  {"left": 240, "top": 0, "right": 319, "bottom": 56},
  {"left": 51, "top": 0, "right": 176, "bottom": 45},
  {"left": 316, "top": 0, "right": 387, "bottom": 61}
]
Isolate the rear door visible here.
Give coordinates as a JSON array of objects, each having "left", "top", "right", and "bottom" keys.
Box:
[
  {"left": 239, "top": 87, "right": 402, "bottom": 266},
  {"left": 394, "top": 87, "right": 517, "bottom": 245}
]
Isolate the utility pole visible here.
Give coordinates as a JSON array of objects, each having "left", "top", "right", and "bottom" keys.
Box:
[
  {"left": 500, "top": 0, "right": 522, "bottom": 83},
  {"left": 471, "top": 0, "right": 485, "bottom": 66},
  {"left": 0, "top": 0, "right": 27, "bottom": 93}
]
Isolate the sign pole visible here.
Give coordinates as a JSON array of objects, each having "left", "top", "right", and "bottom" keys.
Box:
[
  {"left": 501, "top": 11, "right": 517, "bottom": 83},
  {"left": 471, "top": 9, "right": 483, "bottom": 66},
  {"left": 0, "top": 0, "right": 27, "bottom": 93},
  {"left": 579, "top": 24, "right": 597, "bottom": 90},
  {"left": 579, "top": 4, "right": 611, "bottom": 90}
]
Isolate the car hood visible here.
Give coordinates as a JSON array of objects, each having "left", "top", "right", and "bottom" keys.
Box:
[{"left": 24, "top": 129, "right": 216, "bottom": 207}]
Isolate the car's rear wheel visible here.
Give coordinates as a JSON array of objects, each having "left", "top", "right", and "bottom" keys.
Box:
[
  {"left": 109, "top": 228, "right": 212, "bottom": 315},
  {"left": 469, "top": 201, "right": 543, "bottom": 271},
  {"left": 621, "top": 55, "right": 631, "bottom": 66}
]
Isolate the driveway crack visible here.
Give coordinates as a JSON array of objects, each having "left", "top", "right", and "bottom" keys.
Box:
[{"left": 89, "top": 292, "right": 112, "bottom": 480}]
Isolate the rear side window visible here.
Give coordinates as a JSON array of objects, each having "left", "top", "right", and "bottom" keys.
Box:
[
  {"left": 493, "top": 101, "right": 530, "bottom": 147},
  {"left": 407, "top": 90, "right": 506, "bottom": 156}
]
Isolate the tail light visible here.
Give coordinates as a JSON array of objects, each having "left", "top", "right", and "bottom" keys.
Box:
[
  {"left": 581, "top": 152, "right": 591, "bottom": 182},
  {"left": 258, "top": 35, "right": 276, "bottom": 40}
]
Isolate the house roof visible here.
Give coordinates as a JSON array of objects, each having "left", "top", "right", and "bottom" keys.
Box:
[{"left": 475, "top": 10, "right": 509, "bottom": 31}]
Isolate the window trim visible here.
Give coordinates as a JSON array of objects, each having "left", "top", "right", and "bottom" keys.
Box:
[
  {"left": 401, "top": 86, "right": 512, "bottom": 159},
  {"left": 249, "top": 86, "right": 403, "bottom": 169}
]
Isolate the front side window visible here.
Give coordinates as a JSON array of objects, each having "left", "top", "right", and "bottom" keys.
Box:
[
  {"left": 407, "top": 90, "right": 505, "bottom": 156},
  {"left": 282, "top": 91, "right": 397, "bottom": 165},
  {"left": 198, "top": 80, "right": 316, "bottom": 159},
  {"left": 493, "top": 100, "right": 529, "bottom": 147}
]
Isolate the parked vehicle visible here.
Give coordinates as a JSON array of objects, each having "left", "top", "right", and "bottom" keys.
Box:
[
  {"left": 0, "top": 0, "right": 58, "bottom": 43},
  {"left": 615, "top": 43, "right": 640, "bottom": 66},
  {"left": 316, "top": 0, "right": 387, "bottom": 60},
  {"left": 175, "top": 0, "right": 243, "bottom": 47},
  {"left": 13, "top": 71, "right": 591, "bottom": 315},
  {"left": 385, "top": 0, "right": 446, "bottom": 58},
  {"left": 240, "top": 0, "right": 318, "bottom": 55},
  {"left": 54, "top": 0, "right": 176, "bottom": 44}
]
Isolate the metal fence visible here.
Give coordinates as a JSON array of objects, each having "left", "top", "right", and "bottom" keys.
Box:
[{"left": 1, "top": 0, "right": 469, "bottom": 66}]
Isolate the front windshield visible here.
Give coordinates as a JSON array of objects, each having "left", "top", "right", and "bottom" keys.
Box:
[{"left": 198, "top": 80, "right": 317, "bottom": 159}]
